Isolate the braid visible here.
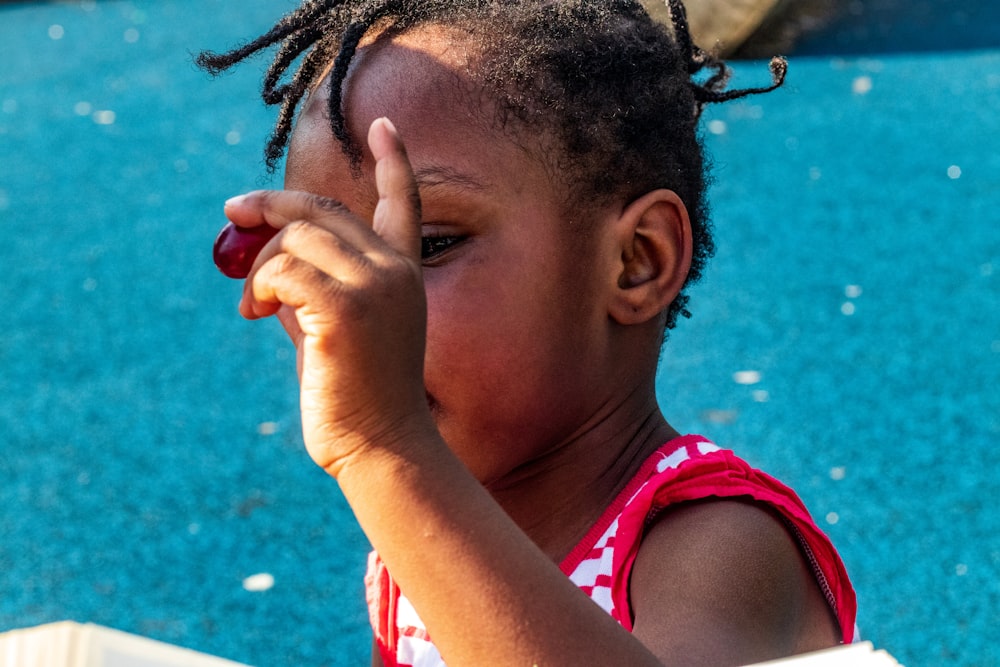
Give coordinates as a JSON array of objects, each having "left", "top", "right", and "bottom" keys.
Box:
[
  {"left": 326, "top": 1, "right": 455, "bottom": 168},
  {"left": 666, "top": 0, "right": 701, "bottom": 74},
  {"left": 194, "top": 0, "right": 330, "bottom": 76},
  {"left": 264, "top": 38, "right": 340, "bottom": 169},
  {"left": 692, "top": 56, "right": 788, "bottom": 105},
  {"left": 326, "top": 21, "right": 373, "bottom": 167},
  {"left": 666, "top": 0, "right": 786, "bottom": 115},
  {"left": 196, "top": 0, "right": 346, "bottom": 171},
  {"left": 196, "top": 0, "right": 788, "bottom": 334}
]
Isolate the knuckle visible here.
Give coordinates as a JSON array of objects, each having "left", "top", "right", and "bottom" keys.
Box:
[
  {"left": 309, "top": 194, "right": 349, "bottom": 215},
  {"left": 282, "top": 219, "right": 312, "bottom": 238},
  {"left": 331, "top": 284, "right": 370, "bottom": 323},
  {"left": 253, "top": 189, "right": 278, "bottom": 207},
  {"left": 282, "top": 219, "right": 337, "bottom": 253},
  {"left": 270, "top": 251, "right": 300, "bottom": 275}
]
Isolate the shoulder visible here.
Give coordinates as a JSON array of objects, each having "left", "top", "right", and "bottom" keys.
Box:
[{"left": 629, "top": 499, "right": 842, "bottom": 666}]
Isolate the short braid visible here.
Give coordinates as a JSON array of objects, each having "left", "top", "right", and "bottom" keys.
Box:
[
  {"left": 327, "top": 21, "right": 373, "bottom": 166},
  {"left": 666, "top": 0, "right": 785, "bottom": 113}
]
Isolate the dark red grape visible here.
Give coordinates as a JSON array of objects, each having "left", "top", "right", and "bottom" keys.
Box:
[{"left": 213, "top": 222, "right": 279, "bottom": 279}]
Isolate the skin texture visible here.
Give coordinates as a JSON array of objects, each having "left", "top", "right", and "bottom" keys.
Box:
[{"left": 222, "top": 24, "right": 840, "bottom": 667}]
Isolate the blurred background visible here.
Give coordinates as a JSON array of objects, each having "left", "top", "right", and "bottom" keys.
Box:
[{"left": 1, "top": 1, "right": 998, "bottom": 665}]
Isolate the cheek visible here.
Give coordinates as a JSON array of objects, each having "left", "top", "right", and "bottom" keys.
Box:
[
  {"left": 423, "top": 274, "right": 515, "bottom": 379},
  {"left": 422, "top": 267, "right": 576, "bottom": 406},
  {"left": 422, "top": 270, "right": 533, "bottom": 410},
  {"left": 421, "top": 234, "right": 603, "bottom": 386}
]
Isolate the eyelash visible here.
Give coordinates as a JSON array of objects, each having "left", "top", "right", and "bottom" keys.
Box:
[{"left": 420, "top": 235, "right": 464, "bottom": 260}]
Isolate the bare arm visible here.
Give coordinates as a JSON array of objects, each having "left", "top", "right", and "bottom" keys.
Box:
[
  {"left": 630, "top": 500, "right": 842, "bottom": 666},
  {"left": 340, "top": 435, "right": 664, "bottom": 666}
]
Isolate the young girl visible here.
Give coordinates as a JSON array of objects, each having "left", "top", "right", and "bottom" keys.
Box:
[{"left": 200, "top": 1, "right": 856, "bottom": 664}]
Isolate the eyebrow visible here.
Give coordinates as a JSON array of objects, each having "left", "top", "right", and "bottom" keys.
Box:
[{"left": 413, "top": 165, "right": 490, "bottom": 193}]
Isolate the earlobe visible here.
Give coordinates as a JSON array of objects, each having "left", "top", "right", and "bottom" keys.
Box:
[{"left": 608, "top": 189, "right": 693, "bottom": 326}]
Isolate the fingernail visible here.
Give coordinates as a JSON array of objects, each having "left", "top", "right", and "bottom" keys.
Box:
[{"left": 225, "top": 194, "right": 248, "bottom": 208}]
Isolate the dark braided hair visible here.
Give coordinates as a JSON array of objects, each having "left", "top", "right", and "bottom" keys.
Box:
[{"left": 197, "top": 0, "right": 786, "bottom": 332}]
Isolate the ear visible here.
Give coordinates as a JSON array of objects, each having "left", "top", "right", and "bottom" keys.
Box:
[{"left": 608, "top": 189, "right": 693, "bottom": 326}]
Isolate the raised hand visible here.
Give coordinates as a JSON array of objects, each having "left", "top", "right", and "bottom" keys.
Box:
[{"left": 219, "top": 118, "right": 436, "bottom": 477}]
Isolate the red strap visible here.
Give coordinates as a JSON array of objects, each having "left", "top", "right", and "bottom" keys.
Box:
[
  {"left": 610, "top": 445, "right": 856, "bottom": 642},
  {"left": 365, "top": 552, "right": 401, "bottom": 667}
]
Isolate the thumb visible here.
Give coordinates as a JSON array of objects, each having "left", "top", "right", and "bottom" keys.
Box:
[{"left": 369, "top": 117, "right": 421, "bottom": 259}]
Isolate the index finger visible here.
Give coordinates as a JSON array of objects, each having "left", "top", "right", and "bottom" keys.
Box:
[
  {"left": 368, "top": 117, "right": 422, "bottom": 260},
  {"left": 224, "top": 189, "right": 354, "bottom": 231}
]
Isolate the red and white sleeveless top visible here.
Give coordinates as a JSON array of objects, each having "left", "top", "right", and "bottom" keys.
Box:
[{"left": 365, "top": 435, "right": 857, "bottom": 666}]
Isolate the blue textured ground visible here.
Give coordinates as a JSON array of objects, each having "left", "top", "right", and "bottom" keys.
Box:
[{"left": 1, "top": 2, "right": 998, "bottom": 666}]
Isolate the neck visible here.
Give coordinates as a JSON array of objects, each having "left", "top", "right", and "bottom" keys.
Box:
[{"left": 485, "top": 380, "right": 679, "bottom": 563}]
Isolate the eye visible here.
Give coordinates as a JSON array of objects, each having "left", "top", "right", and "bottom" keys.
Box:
[{"left": 421, "top": 234, "right": 465, "bottom": 261}]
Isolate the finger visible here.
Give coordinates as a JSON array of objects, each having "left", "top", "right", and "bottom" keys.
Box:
[
  {"left": 244, "top": 252, "right": 344, "bottom": 322},
  {"left": 275, "top": 304, "right": 307, "bottom": 380},
  {"left": 221, "top": 189, "right": 370, "bottom": 283},
  {"left": 224, "top": 190, "right": 370, "bottom": 248},
  {"left": 225, "top": 189, "right": 349, "bottom": 228},
  {"left": 368, "top": 117, "right": 422, "bottom": 260},
  {"left": 244, "top": 219, "right": 368, "bottom": 291},
  {"left": 238, "top": 233, "right": 352, "bottom": 320}
]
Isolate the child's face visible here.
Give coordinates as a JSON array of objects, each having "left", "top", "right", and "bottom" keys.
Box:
[{"left": 284, "top": 26, "right": 622, "bottom": 483}]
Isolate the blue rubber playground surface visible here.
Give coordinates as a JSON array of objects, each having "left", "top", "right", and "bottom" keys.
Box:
[{"left": 1, "top": 2, "right": 998, "bottom": 665}]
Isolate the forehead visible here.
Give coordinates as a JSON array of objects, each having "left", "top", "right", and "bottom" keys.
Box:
[
  {"left": 285, "top": 25, "right": 561, "bottom": 211},
  {"left": 345, "top": 24, "right": 483, "bottom": 127}
]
